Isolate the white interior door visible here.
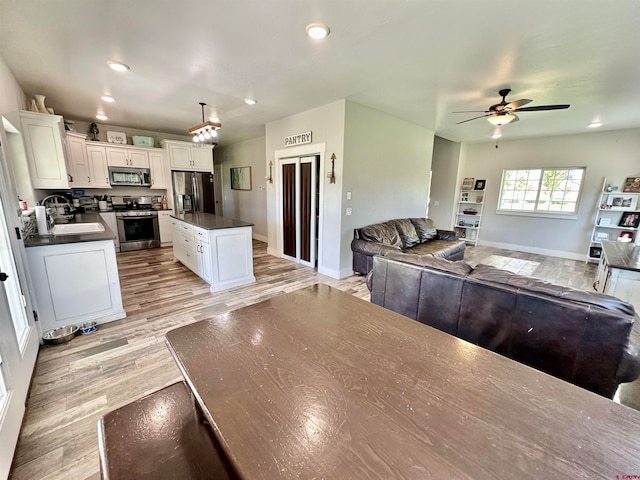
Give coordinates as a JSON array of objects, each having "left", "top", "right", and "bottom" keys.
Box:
[
  {"left": 0, "top": 122, "right": 40, "bottom": 478},
  {"left": 278, "top": 156, "right": 317, "bottom": 268}
]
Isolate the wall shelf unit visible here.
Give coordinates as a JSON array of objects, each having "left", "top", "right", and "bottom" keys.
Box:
[
  {"left": 455, "top": 184, "right": 485, "bottom": 246},
  {"left": 588, "top": 177, "right": 640, "bottom": 262}
]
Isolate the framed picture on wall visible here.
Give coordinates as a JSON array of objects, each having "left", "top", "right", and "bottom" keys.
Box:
[
  {"left": 230, "top": 166, "right": 252, "bottom": 190},
  {"left": 474, "top": 179, "right": 486, "bottom": 190},
  {"left": 622, "top": 177, "right": 640, "bottom": 193}
]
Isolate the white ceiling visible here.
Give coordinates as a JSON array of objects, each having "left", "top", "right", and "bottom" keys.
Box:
[{"left": 1, "top": 1, "right": 639, "bottom": 147}]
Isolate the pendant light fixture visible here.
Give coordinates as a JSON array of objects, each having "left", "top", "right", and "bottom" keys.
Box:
[{"left": 189, "top": 102, "right": 221, "bottom": 144}]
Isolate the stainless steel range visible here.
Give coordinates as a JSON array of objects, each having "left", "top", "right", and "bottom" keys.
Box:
[{"left": 112, "top": 196, "right": 160, "bottom": 252}]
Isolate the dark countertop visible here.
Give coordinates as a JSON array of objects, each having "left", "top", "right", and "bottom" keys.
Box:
[
  {"left": 24, "top": 213, "right": 116, "bottom": 247},
  {"left": 602, "top": 241, "right": 640, "bottom": 271},
  {"left": 171, "top": 213, "right": 254, "bottom": 230}
]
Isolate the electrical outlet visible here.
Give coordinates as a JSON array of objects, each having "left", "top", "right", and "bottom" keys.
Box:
[{"left": 346, "top": 208, "right": 352, "bottom": 216}]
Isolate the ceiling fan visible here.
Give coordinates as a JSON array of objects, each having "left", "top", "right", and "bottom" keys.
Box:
[{"left": 454, "top": 88, "right": 570, "bottom": 126}]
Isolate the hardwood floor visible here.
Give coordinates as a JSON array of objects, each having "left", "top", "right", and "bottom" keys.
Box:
[{"left": 8, "top": 242, "right": 639, "bottom": 479}]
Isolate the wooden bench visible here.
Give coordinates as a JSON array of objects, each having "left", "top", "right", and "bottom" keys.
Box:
[{"left": 97, "top": 381, "right": 237, "bottom": 480}]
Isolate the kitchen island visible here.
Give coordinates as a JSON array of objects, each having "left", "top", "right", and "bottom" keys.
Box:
[
  {"left": 171, "top": 213, "right": 255, "bottom": 292},
  {"left": 595, "top": 240, "right": 640, "bottom": 312},
  {"left": 25, "top": 213, "right": 126, "bottom": 332}
]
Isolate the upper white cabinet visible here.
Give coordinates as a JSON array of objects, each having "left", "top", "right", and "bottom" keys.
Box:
[
  {"left": 13, "top": 111, "right": 70, "bottom": 189},
  {"left": 66, "top": 134, "right": 111, "bottom": 188},
  {"left": 161, "top": 140, "right": 214, "bottom": 172},
  {"left": 86, "top": 145, "right": 111, "bottom": 188},
  {"left": 149, "top": 150, "right": 169, "bottom": 189},
  {"left": 106, "top": 146, "right": 149, "bottom": 168},
  {"left": 66, "top": 132, "right": 89, "bottom": 188}
]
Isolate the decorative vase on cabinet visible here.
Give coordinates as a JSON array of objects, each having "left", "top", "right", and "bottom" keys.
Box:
[{"left": 34, "top": 94, "right": 48, "bottom": 114}]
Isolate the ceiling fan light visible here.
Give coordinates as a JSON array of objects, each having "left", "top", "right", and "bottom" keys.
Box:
[
  {"left": 487, "top": 114, "right": 516, "bottom": 126},
  {"left": 492, "top": 129, "right": 502, "bottom": 139}
]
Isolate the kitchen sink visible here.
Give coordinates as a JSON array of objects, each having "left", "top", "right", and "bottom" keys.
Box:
[{"left": 51, "top": 223, "right": 105, "bottom": 235}]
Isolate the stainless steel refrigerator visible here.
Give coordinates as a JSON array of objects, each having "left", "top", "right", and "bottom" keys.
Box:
[{"left": 172, "top": 171, "right": 216, "bottom": 214}]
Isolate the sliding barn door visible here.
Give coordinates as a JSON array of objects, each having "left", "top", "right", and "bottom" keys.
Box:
[{"left": 280, "top": 156, "right": 317, "bottom": 267}]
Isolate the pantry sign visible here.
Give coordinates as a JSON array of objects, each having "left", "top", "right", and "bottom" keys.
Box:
[{"left": 284, "top": 131, "right": 312, "bottom": 147}]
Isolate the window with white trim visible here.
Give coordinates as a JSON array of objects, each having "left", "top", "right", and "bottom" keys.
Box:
[{"left": 498, "top": 167, "right": 585, "bottom": 215}]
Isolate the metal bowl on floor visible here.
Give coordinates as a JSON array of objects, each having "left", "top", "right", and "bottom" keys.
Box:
[{"left": 42, "top": 325, "right": 79, "bottom": 345}]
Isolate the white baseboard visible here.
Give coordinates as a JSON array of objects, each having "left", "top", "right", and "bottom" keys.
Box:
[
  {"left": 267, "top": 246, "right": 279, "bottom": 256},
  {"left": 252, "top": 233, "right": 267, "bottom": 243},
  {"left": 317, "top": 266, "right": 354, "bottom": 279},
  {"left": 477, "top": 239, "right": 586, "bottom": 262}
]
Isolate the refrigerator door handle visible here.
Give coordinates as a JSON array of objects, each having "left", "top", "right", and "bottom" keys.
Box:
[{"left": 192, "top": 174, "right": 199, "bottom": 212}]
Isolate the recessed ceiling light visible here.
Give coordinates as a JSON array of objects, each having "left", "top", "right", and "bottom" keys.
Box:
[
  {"left": 244, "top": 98, "right": 257, "bottom": 105},
  {"left": 107, "top": 61, "right": 130, "bottom": 72},
  {"left": 101, "top": 95, "right": 115, "bottom": 103},
  {"left": 588, "top": 121, "right": 603, "bottom": 128},
  {"left": 306, "top": 23, "right": 330, "bottom": 39},
  {"left": 96, "top": 114, "right": 108, "bottom": 121}
]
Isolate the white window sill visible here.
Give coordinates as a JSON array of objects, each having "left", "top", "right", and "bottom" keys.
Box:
[{"left": 495, "top": 210, "right": 579, "bottom": 220}]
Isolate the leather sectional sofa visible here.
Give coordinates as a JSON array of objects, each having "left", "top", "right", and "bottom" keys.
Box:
[
  {"left": 351, "top": 218, "right": 466, "bottom": 275},
  {"left": 367, "top": 252, "right": 640, "bottom": 398}
]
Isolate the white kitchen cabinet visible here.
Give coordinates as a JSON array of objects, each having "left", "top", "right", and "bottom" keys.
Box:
[
  {"left": 595, "top": 242, "right": 640, "bottom": 313},
  {"left": 149, "top": 150, "right": 169, "bottom": 189},
  {"left": 172, "top": 216, "right": 255, "bottom": 292},
  {"left": 194, "top": 226, "right": 212, "bottom": 283},
  {"left": 12, "top": 110, "right": 71, "bottom": 189},
  {"left": 26, "top": 239, "right": 125, "bottom": 331},
  {"left": 67, "top": 136, "right": 111, "bottom": 189},
  {"left": 161, "top": 140, "right": 214, "bottom": 172},
  {"left": 86, "top": 144, "right": 111, "bottom": 188},
  {"left": 158, "top": 210, "right": 173, "bottom": 245},
  {"left": 106, "top": 146, "right": 149, "bottom": 168},
  {"left": 174, "top": 221, "right": 197, "bottom": 271},
  {"left": 99, "top": 211, "right": 120, "bottom": 250},
  {"left": 66, "top": 132, "right": 89, "bottom": 188}
]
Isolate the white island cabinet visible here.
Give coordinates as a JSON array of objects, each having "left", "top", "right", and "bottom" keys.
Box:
[
  {"left": 172, "top": 213, "right": 255, "bottom": 292},
  {"left": 25, "top": 222, "right": 125, "bottom": 331}
]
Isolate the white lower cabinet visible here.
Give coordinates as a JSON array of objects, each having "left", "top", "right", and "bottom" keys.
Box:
[
  {"left": 172, "top": 218, "right": 255, "bottom": 291},
  {"left": 158, "top": 210, "right": 173, "bottom": 245},
  {"left": 195, "top": 227, "right": 212, "bottom": 283},
  {"left": 26, "top": 240, "right": 126, "bottom": 331}
]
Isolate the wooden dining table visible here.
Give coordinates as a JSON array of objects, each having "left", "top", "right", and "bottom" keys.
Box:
[{"left": 165, "top": 284, "right": 640, "bottom": 479}]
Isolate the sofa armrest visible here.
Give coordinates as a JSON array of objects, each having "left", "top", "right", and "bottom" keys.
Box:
[
  {"left": 351, "top": 238, "right": 401, "bottom": 256},
  {"left": 436, "top": 229, "right": 459, "bottom": 241},
  {"left": 366, "top": 270, "right": 374, "bottom": 291},
  {"left": 616, "top": 343, "right": 640, "bottom": 384}
]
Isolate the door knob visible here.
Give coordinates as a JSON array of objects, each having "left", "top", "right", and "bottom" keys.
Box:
[{"left": 0, "top": 272, "right": 8, "bottom": 282}]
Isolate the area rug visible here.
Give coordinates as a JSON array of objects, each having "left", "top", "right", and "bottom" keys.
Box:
[{"left": 478, "top": 255, "right": 540, "bottom": 276}]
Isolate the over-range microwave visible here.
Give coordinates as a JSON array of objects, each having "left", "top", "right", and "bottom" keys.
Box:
[{"left": 108, "top": 167, "right": 152, "bottom": 187}]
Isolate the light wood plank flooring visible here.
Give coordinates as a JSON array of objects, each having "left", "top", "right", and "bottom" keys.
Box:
[{"left": 9, "top": 242, "right": 639, "bottom": 479}]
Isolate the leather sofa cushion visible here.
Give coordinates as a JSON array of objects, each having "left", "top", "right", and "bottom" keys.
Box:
[
  {"left": 385, "top": 252, "right": 473, "bottom": 276},
  {"left": 409, "top": 240, "right": 466, "bottom": 258},
  {"left": 470, "top": 264, "right": 635, "bottom": 315},
  {"left": 391, "top": 219, "right": 420, "bottom": 248},
  {"left": 410, "top": 218, "right": 437, "bottom": 242},
  {"left": 359, "top": 222, "right": 402, "bottom": 247}
]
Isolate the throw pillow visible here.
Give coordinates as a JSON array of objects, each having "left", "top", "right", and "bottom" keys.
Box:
[
  {"left": 410, "top": 218, "right": 437, "bottom": 242},
  {"left": 391, "top": 219, "right": 420, "bottom": 248}
]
